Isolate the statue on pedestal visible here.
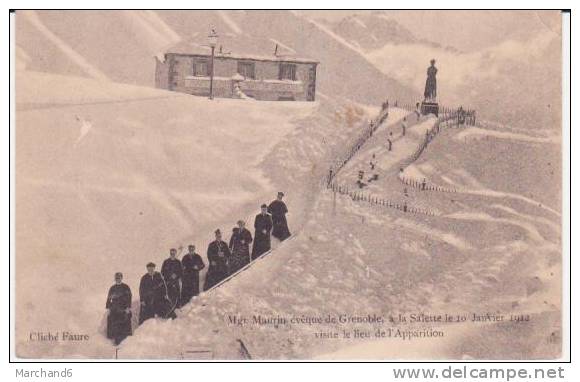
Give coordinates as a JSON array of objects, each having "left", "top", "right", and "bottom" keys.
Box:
[
  {"left": 424, "top": 59, "right": 437, "bottom": 101},
  {"left": 421, "top": 59, "right": 439, "bottom": 116}
]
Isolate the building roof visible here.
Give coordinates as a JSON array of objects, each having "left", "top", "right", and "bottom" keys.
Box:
[{"left": 165, "top": 35, "right": 319, "bottom": 65}]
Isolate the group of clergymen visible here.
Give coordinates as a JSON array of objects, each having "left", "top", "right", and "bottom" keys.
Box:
[{"left": 104, "top": 192, "right": 291, "bottom": 345}]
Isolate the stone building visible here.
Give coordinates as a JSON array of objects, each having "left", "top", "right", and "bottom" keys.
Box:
[{"left": 155, "top": 41, "right": 318, "bottom": 101}]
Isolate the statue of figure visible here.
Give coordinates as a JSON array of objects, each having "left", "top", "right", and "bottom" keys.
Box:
[{"left": 424, "top": 59, "right": 437, "bottom": 101}]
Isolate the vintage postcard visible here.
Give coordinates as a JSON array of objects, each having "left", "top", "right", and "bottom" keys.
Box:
[{"left": 13, "top": 10, "right": 565, "bottom": 360}]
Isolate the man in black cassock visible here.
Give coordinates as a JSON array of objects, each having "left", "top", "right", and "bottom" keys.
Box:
[
  {"left": 203, "top": 229, "right": 232, "bottom": 291},
  {"left": 252, "top": 204, "right": 273, "bottom": 260},
  {"left": 181, "top": 244, "right": 205, "bottom": 304},
  {"left": 268, "top": 192, "right": 291, "bottom": 241},
  {"left": 139, "top": 262, "right": 174, "bottom": 324},
  {"left": 106, "top": 272, "right": 132, "bottom": 345},
  {"left": 161, "top": 248, "right": 182, "bottom": 310},
  {"left": 229, "top": 220, "right": 253, "bottom": 273}
]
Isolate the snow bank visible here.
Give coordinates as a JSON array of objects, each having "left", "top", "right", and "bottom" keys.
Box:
[
  {"left": 454, "top": 126, "right": 560, "bottom": 144},
  {"left": 15, "top": 73, "right": 318, "bottom": 358},
  {"left": 16, "top": 71, "right": 176, "bottom": 106}
]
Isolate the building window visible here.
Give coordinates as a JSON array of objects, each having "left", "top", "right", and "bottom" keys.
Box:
[
  {"left": 279, "top": 63, "right": 296, "bottom": 81},
  {"left": 193, "top": 59, "right": 209, "bottom": 77},
  {"left": 237, "top": 61, "right": 255, "bottom": 79}
]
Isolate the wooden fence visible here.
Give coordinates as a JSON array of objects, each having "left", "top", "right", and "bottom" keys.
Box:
[
  {"left": 399, "top": 175, "right": 458, "bottom": 193},
  {"left": 325, "top": 106, "right": 391, "bottom": 186},
  {"left": 397, "top": 112, "right": 469, "bottom": 192},
  {"left": 394, "top": 101, "right": 476, "bottom": 126},
  {"left": 327, "top": 181, "right": 436, "bottom": 216},
  {"left": 323, "top": 104, "right": 477, "bottom": 216}
]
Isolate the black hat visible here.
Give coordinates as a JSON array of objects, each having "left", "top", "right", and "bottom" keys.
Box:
[
  {"left": 146, "top": 262, "right": 156, "bottom": 268},
  {"left": 188, "top": 244, "right": 195, "bottom": 249},
  {"left": 215, "top": 229, "right": 221, "bottom": 235},
  {"left": 261, "top": 204, "right": 268, "bottom": 208},
  {"left": 277, "top": 192, "right": 284, "bottom": 197},
  {"left": 115, "top": 272, "right": 123, "bottom": 279}
]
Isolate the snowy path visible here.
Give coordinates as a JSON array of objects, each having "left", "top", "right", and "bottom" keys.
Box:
[
  {"left": 196, "top": 108, "right": 417, "bottom": 296},
  {"left": 334, "top": 112, "right": 438, "bottom": 200},
  {"left": 193, "top": 107, "right": 406, "bottom": 296}
]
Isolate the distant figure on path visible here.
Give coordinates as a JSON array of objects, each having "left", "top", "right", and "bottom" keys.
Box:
[
  {"left": 229, "top": 220, "right": 253, "bottom": 273},
  {"left": 181, "top": 245, "right": 205, "bottom": 304},
  {"left": 458, "top": 106, "right": 466, "bottom": 125},
  {"left": 402, "top": 117, "right": 407, "bottom": 136},
  {"left": 369, "top": 154, "right": 376, "bottom": 171},
  {"left": 106, "top": 272, "right": 132, "bottom": 345},
  {"left": 204, "top": 229, "right": 231, "bottom": 291},
  {"left": 368, "top": 155, "right": 378, "bottom": 182},
  {"left": 357, "top": 170, "right": 366, "bottom": 188},
  {"left": 252, "top": 204, "right": 273, "bottom": 259}
]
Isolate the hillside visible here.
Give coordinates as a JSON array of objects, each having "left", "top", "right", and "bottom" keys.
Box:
[
  {"left": 118, "top": 113, "right": 561, "bottom": 359},
  {"left": 15, "top": 10, "right": 416, "bottom": 105},
  {"left": 17, "top": 71, "right": 374, "bottom": 358},
  {"left": 14, "top": 10, "right": 562, "bottom": 360},
  {"left": 320, "top": 12, "right": 458, "bottom": 53}
]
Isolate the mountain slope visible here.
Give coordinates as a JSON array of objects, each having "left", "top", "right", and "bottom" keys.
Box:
[
  {"left": 119, "top": 114, "right": 561, "bottom": 360},
  {"left": 323, "top": 12, "right": 458, "bottom": 53},
  {"left": 16, "top": 10, "right": 417, "bottom": 104},
  {"left": 15, "top": 71, "right": 330, "bottom": 358}
]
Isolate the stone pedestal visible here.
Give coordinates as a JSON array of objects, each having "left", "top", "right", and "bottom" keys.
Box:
[{"left": 421, "top": 101, "right": 439, "bottom": 117}]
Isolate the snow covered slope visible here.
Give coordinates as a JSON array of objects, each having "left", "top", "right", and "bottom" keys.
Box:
[
  {"left": 322, "top": 12, "right": 454, "bottom": 52},
  {"left": 15, "top": 10, "right": 416, "bottom": 105},
  {"left": 16, "top": 71, "right": 342, "bottom": 358},
  {"left": 117, "top": 113, "right": 560, "bottom": 360},
  {"left": 14, "top": 10, "right": 561, "bottom": 360}
]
